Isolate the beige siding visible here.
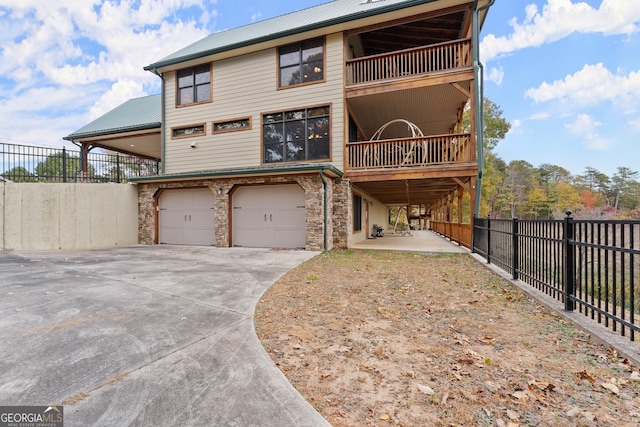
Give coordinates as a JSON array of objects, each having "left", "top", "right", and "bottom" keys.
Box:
[{"left": 164, "top": 32, "right": 345, "bottom": 174}]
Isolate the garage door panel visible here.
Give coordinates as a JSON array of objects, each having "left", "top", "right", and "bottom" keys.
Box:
[
  {"left": 190, "top": 209, "right": 215, "bottom": 226},
  {"left": 232, "top": 185, "right": 306, "bottom": 249},
  {"left": 159, "top": 189, "right": 216, "bottom": 246},
  {"left": 191, "top": 189, "right": 216, "bottom": 209},
  {"left": 271, "top": 207, "right": 306, "bottom": 227}
]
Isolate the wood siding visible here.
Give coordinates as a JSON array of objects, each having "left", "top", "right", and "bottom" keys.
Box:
[{"left": 164, "top": 33, "right": 345, "bottom": 174}]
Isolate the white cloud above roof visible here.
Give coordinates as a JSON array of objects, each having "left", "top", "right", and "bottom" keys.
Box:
[
  {"left": 525, "top": 62, "right": 640, "bottom": 107},
  {"left": 481, "top": 0, "right": 640, "bottom": 63}
]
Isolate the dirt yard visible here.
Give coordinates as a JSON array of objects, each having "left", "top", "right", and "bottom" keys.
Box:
[{"left": 254, "top": 250, "right": 640, "bottom": 427}]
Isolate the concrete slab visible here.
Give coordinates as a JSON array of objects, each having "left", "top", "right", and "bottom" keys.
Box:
[
  {"left": 351, "top": 229, "right": 468, "bottom": 253},
  {"left": 0, "top": 246, "right": 330, "bottom": 427}
]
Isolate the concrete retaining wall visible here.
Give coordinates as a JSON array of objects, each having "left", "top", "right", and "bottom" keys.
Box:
[{"left": 0, "top": 182, "right": 139, "bottom": 251}]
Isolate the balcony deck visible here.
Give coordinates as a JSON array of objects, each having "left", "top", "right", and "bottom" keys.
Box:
[
  {"left": 346, "top": 133, "right": 474, "bottom": 173},
  {"left": 346, "top": 38, "right": 472, "bottom": 88}
]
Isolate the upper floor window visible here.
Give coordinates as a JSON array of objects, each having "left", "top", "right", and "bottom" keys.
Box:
[
  {"left": 263, "top": 106, "right": 330, "bottom": 164},
  {"left": 278, "top": 37, "right": 324, "bottom": 88},
  {"left": 177, "top": 64, "right": 211, "bottom": 106}
]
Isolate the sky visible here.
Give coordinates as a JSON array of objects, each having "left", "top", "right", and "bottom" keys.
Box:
[{"left": 0, "top": 0, "right": 639, "bottom": 178}]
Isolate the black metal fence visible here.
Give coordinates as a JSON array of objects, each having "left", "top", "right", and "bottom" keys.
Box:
[
  {"left": 473, "top": 213, "right": 640, "bottom": 341},
  {"left": 0, "top": 142, "right": 159, "bottom": 183}
]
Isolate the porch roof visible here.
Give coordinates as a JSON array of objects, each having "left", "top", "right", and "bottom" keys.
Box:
[{"left": 63, "top": 95, "right": 161, "bottom": 141}]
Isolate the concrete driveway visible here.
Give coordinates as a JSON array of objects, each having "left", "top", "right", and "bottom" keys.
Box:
[{"left": 0, "top": 246, "right": 330, "bottom": 427}]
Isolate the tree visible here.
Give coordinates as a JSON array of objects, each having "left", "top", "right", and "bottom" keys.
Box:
[
  {"left": 611, "top": 167, "right": 639, "bottom": 211},
  {"left": 1, "top": 166, "right": 37, "bottom": 182},
  {"left": 463, "top": 98, "right": 511, "bottom": 151},
  {"left": 462, "top": 98, "right": 511, "bottom": 216},
  {"left": 35, "top": 152, "right": 82, "bottom": 182}
]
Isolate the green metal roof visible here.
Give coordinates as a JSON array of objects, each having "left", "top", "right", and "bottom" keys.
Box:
[
  {"left": 64, "top": 94, "right": 161, "bottom": 141},
  {"left": 145, "top": 0, "right": 437, "bottom": 70}
]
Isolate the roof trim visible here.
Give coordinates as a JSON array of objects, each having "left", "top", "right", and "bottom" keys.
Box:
[
  {"left": 63, "top": 123, "right": 161, "bottom": 141},
  {"left": 129, "top": 163, "right": 343, "bottom": 183},
  {"left": 144, "top": 0, "right": 439, "bottom": 71}
]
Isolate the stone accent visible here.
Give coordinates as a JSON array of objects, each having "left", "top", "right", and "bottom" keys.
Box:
[
  {"left": 332, "top": 178, "right": 351, "bottom": 249},
  {"left": 137, "top": 173, "right": 339, "bottom": 251}
]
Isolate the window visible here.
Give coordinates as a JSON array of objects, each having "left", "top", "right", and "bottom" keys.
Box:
[
  {"left": 263, "top": 106, "right": 330, "bottom": 164},
  {"left": 177, "top": 64, "right": 211, "bottom": 105},
  {"left": 171, "top": 124, "right": 205, "bottom": 139},
  {"left": 353, "top": 194, "right": 362, "bottom": 232},
  {"left": 213, "top": 117, "right": 251, "bottom": 134},
  {"left": 278, "top": 37, "right": 324, "bottom": 88}
]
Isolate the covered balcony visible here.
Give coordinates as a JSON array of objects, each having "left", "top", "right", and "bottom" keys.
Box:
[{"left": 346, "top": 37, "right": 472, "bottom": 87}]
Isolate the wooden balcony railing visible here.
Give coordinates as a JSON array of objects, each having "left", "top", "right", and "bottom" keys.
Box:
[
  {"left": 347, "top": 133, "right": 473, "bottom": 170},
  {"left": 346, "top": 38, "right": 472, "bottom": 86}
]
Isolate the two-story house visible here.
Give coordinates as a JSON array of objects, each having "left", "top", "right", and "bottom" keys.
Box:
[{"left": 65, "top": 0, "right": 493, "bottom": 251}]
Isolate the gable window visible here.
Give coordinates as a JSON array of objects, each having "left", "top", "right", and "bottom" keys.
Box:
[
  {"left": 353, "top": 194, "right": 362, "bottom": 232},
  {"left": 213, "top": 117, "right": 251, "bottom": 134},
  {"left": 177, "top": 64, "right": 211, "bottom": 106},
  {"left": 172, "top": 123, "right": 205, "bottom": 139},
  {"left": 263, "top": 106, "right": 330, "bottom": 164},
  {"left": 278, "top": 37, "right": 324, "bottom": 88}
]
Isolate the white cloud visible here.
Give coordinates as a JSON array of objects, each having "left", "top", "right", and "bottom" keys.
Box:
[
  {"left": 486, "top": 66, "right": 504, "bottom": 85},
  {"left": 0, "top": 0, "right": 218, "bottom": 146},
  {"left": 565, "top": 113, "right": 610, "bottom": 149},
  {"left": 481, "top": 0, "right": 640, "bottom": 62},
  {"left": 89, "top": 79, "right": 149, "bottom": 121},
  {"left": 525, "top": 63, "right": 640, "bottom": 107},
  {"left": 630, "top": 117, "right": 640, "bottom": 130}
]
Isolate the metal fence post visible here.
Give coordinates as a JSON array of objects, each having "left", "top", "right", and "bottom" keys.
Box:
[
  {"left": 564, "top": 210, "right": 575, "bottom": 311},
  {"left": 486, "top": 214, "right": 491, "bottom": 264},
  {"left": 512, "top": 217, "right": 519, "bottom": 280},
  {"left": 62, "top": 147, "right": 67, "bottom": 183},
  {"left": 116, "top": 153, "right": 121, "bottom": 183}
]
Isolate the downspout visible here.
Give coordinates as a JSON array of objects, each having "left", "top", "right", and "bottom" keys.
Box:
[
  {"left": 472, "top": 0, "right": 495, "bottom": 216},
  {"left": 319, "top": 169, "right": 329, "bottom": 252},
  {"left": 150, "top": 68, "right": 166, "bottom": 174}
]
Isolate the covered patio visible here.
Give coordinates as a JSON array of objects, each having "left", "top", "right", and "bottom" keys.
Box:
[{"left": 351, "top": 229, "right": 468, "bottom": 253}]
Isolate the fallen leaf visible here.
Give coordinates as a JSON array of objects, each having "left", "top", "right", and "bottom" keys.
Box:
[
  {"left": 576, "top": 370, "right": 595, "bottom": 382},
  {"left": 478, "top": 336, "right": 496, "bottom": 344},
  {"left": 600, "top": 381, "right": 620, "bottom": 395},
  {"left": 417, "top": 384, "right": 435, "bottom": 395},
  {"left": 485, "top": 381, "right": 499, "bottom": 393},
  {"left": 512, "top": 391, "right": 529, "bottom": 402},
  {"left": 440, "top": 393, "right": 449, "bottom": 405},
  {"left": 380, "top": 413, "right": 390, "bottom": 420},
  {"left": 528, "top": 380, "right": 555, "bottom": 392},
  {"left": 461, "top": 390, "right": 478, "bottom": 402},
  {"left": 506, "top": 409, "right": 520, "bottom": 420},
  {"left": 566, "top": 407, "right": 581, "bottom": 417}
]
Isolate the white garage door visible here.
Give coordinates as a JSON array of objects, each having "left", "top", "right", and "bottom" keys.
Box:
[
  {"left": 232, "top": 184, "right": 306, "bottom": 249},
  {"left": 158, "top": 188, "right": 216, "bottom": 245}
]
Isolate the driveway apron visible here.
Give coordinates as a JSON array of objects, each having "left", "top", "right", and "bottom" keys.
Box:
[{"left": 0, "top": 246, "right": 330, "bottom": 427}]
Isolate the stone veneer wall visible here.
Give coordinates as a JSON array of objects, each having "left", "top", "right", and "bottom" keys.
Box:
[
  {"left": 332, "top": 178, "right": 351, "bottom": 249},
  {"left": 137, "top": 174, "right": 336, "bottom": 251}
]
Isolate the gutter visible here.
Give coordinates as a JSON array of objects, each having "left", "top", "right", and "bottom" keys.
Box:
[
  {"left": 472, "top": 0, "right": 495, "bottom": 216},
  {"left": 149, "top": 68, "right": 166, "bottom": 174},
  {"left": 128, "top": 163, "right": 343, "bottom": 183}
]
